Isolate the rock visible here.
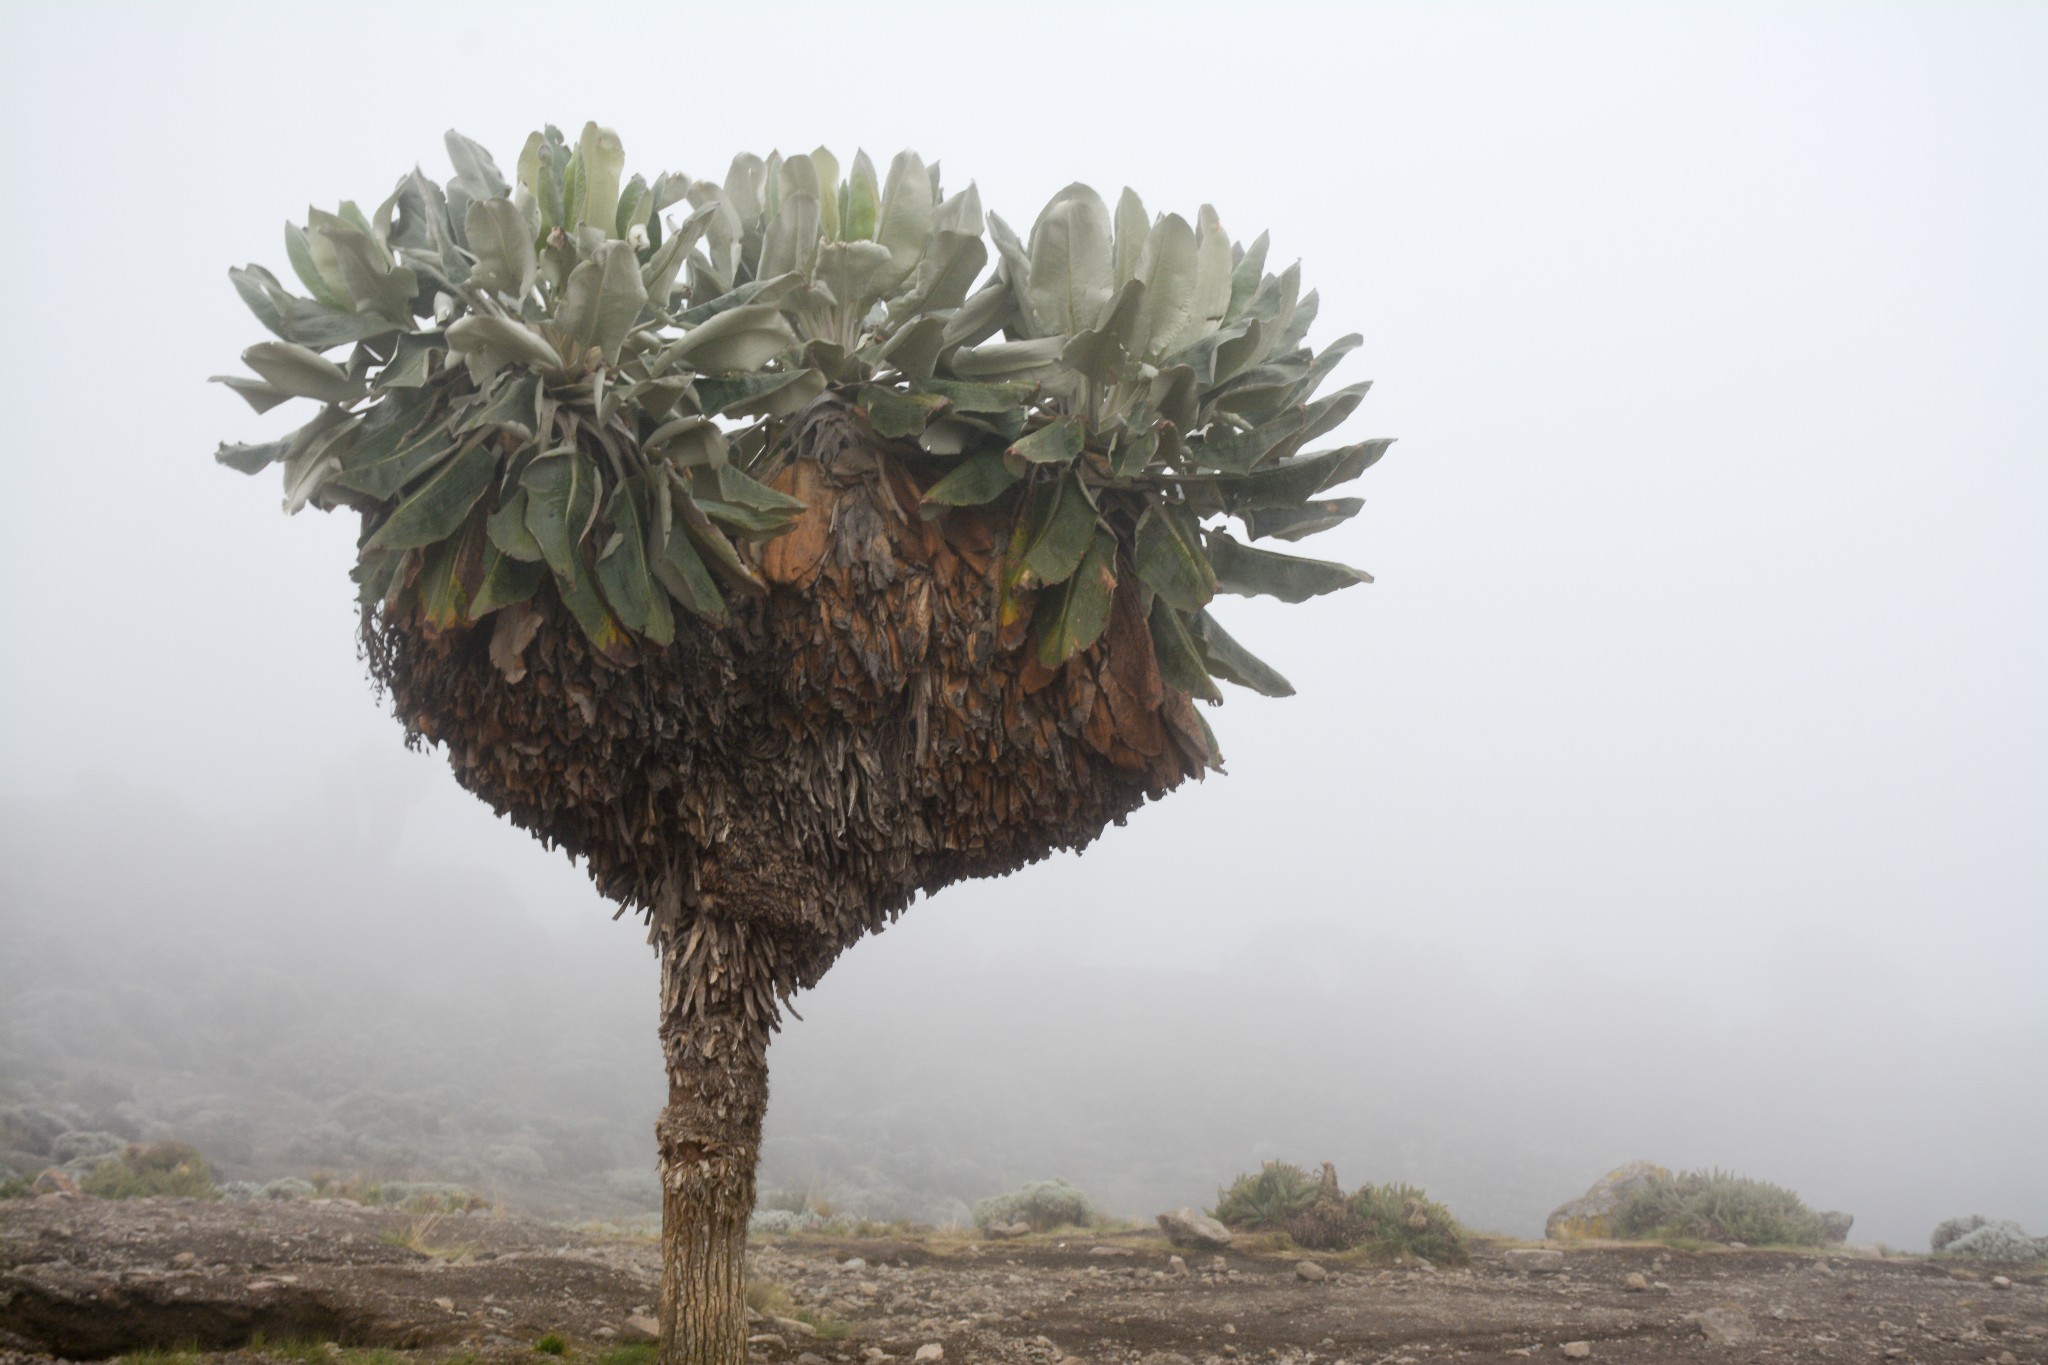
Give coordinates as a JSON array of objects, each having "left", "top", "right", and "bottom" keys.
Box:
[
  {"left": 1087, "top": 1245, "right": 1132, "bottom": 1257},
  {"left": 1295, "top": 1261, "right": 1327, "bottom": 1282},
  {"left": 1561, "top": 1344, "right": 1592, "bottom": 1359},
  {"left": 1545, "top": 1161, "right": 1670, "bottom": 1241},
  {"left": 621, "top": 1314, "right": 660, "bottom": 1343},
  {"left": 172, "top": 1251, "right": 198, "bottom": 1267},
  {"left": 841, "top": 1256, "right": 868, "bottom": 1271},
  {"left": 1168, "top": 1255, "right": 1188, "bottom": 1276},
  {"left": 914, "top": 1347, "right": 943, "bottom": 1363},
  {"left": 1623, "top": 1272, "right": 1648, "bottom": 1291},
  {"left": 774, "top": 1316, "right": 818, "bottom": 1338},
  {"left": 1504, "top": 1248, "right": 1566, "bottom": 1274},
  {"left": 1211, "top": 1255, "right": 1229, "bottom": 1273},
  {"left": 983, "top": 1220, "right": 1030, "bottom": 1239},
  {"left": 1157, "top": 1206, "right": 1234, "bottom": 1251},
  {"left": 433, "top": 1297, "right": 455, "bottom": 1312},
  {"left": 1686, "top": 1306, "right": 1757, "bottom": 1346},
  {"left": 1817, "top": 1210, "right": 1854, "bottom": 1242},
  {"left": 1992, "top": 1275, "right": 2012, "bottom": 1290}
]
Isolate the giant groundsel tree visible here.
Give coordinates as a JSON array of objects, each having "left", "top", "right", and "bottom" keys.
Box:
[{"left": 214, "top": 124, "right": 1393, "bottom": 1364}]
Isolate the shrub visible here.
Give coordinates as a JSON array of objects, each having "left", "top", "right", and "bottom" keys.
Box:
[
  {"left": 534, "top": 1335, "right": 567, "bottom": 1356},
  {"left": 1939, "top": 1220, "right": 2047, "bottom": 1261},
  {"left": 1212, "top": 1161, "right": 1319, "bottom": 1231},
  {"left": 973, "top": 1178, "right": 1094, "bottom": 1232},
  {"left": 80, "top": 1143, "right": 217, "bottom": 1200},
  {"left": 1348, "top": 1183, "right": 1469, "bottom": 1265},
  {"left": 1609, "top": 1168, "right": 1828, "bottom": 1247},
  {"left": 1931, "top": 1214, "right": 1988, "bottom": 1252}
]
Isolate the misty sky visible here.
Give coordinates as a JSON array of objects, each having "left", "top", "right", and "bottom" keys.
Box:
[{"left": 1, "top": 2, "right": 2041, "bottom": 1241}]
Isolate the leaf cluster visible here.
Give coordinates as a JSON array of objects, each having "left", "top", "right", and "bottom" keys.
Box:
[{"left": 215, "top": 126, "right": 1391, "bottom": 698}]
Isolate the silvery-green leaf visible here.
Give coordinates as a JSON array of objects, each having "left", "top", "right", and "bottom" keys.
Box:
[
  {"left": 873, "top": 315, "right": 947, "bottom": 381},
  {"left": 1109, "top": 424, "right": 1158, "bottom": 478},
  {"left": 555, "top": 240, "right": 647, "bottom": 364},
  {"left": 487, "top": 486, "right": 545, "bottom": 561},
  {"left": 1206, "top": 528, "right": 1372, "bottom": 601},
  {"left": 812, "top": 239, "right": 892, "bottom": 317},
  {"left": 365, "top": 438, "right": 496, "bottom": 549},
  {"left": 240, "top": 341, "right": 365, "bottom": 404},
  {"left": 874, "top": 150, "right": 933, "bottom": 290},
  {"left": 1134, "top": 502, "right": 1216, "bottom": 611},
  {"left": 890, "top": 230, "right": 986, "bottom": 322},
  {"left": 444, "top": 129, "right": 509, "bottom": 208},
  {"left": 859, "top": 385, "right": 948, "bottom": 438},
  {"left": 1241, "top": 497, "right": 1366, "bottom": 542},
  {"left": 917, "top": 379, "right": 1037, "bottom": 412},
  {"left": 334, "top": 412, "right": 459, "bottom": 500},
  {"left": 758, "top": 190, "right": 821, "bottom": 280},
  {"left": 309, "top": 216, "right": 417, "bottom": 323},
  {"left": 1059, "top": 326, "right": 1126, "bottom": 385},
  {"left": 457, "top": 373, "right": 538, "bottom": 440},
  {"left": 521, "top": 446, "right": 600, "bottom": 583},
  {"left": 1189, "top": 205, "right": 1234, "bottom": 340},
  {"left": 216, "top": 437, "right": 291, "bottom": 473},
  {"left": 230, "top": 265, "right": 399, "bottom": 349},
  {"left": 577, "top": 123, "right": 625, "bottom": 236},
  {"left": 641, "top": 201, "right": 717, "bottom": 307},
  {"left": 940, "top": 278, "right": 1013, "bottom": 348},
  {"left": 664, "top": 302, "right": 796, "bottom": 374},
  {"left": 654, "top": 506, "right": 728, "bottom": 624},
  {"left": 210, "top": 374, "right": 293, "bottom": 414},
  {"left": 644, "top": 414, "right": 729, "bottom": 468},
  {"left": 984, "top": 211, "right": 1038, "bottom": 335},
  {"left": 466, "top": 541, "right": 546, "bottom": 620},
  {"left": 808, "top": 147, "right": 841, "bottom": 240},
  {"left": 917, "top": 419, "right": 974, "bottom": 456},
  {"left": 379, "top": 331, "right": 441, "bottom": 389},
  {"left": 285, "top": 223, "right": 349, "bottom": 309},
  {"left": 1112, "top": 188, "right": 1148, "bottom": 286},
  {"left": 1196, "top": 381, "right": 1369, "bottom": 472},
  {"left": 950, "top": 335, "right": 1063, "bottom": 380},
  {"left": 1226, "top": 230, "right": 1269, "bottom": 322},
  {"left": 1272, "top": 288, "right": 1319, "bottom": 358},
  {"left": 1192, "top": 608, "right": 1293, "bottom": 696},
  {"left": 723, "top": 153, "right": 766, "bottom": 232},
  {"left": 671, "top": 272, "right": 803, "bottom": 328},
  {"left": 933, "top": 181, "right": 983, "bottom": 236},
  {"left": 1136, "top": 213, "right": 1200, "bottom": 358},
  {"left": 1026, "top": 184, "right": 1114, "bottom": 337},
  {"left": 845, "top": 150, "right": 879, "bottom": 240},
  {"left": 922, "top": 450, "right": 1018, "bottom": 504},
  {"left": 1231, "top": 438, "right": 1392, "bottom": 506},
  {"left": 1149, "top": 597, "right": 1222, "bottom": 702},
  {"left": 695, "top": 368, "right": 825, "bottom": 419},
  {"left": 595, "top": 482, "right": 658, "bottom": 634},
  {"left": 1239, "top": 261, "right": 1300, "bottom": 364},
  {"left": 1008, "top": 415, "right": 1085, "bottom": 465},
  {"left": 465, "top": 198, "right": 536, "bottom": 300},
  {"left": 1034, "top": 529, "right": 1117, "bottom": 666},
  {"left": 446, "top": 314, "right": 564, "bottom": 372},
  {"left": 1149, "top": 364, "right": 1198, "bottom": 432}
]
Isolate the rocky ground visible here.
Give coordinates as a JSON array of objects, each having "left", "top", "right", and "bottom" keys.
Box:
[{"left": 2, "top": 1196, "right": 2044, "bottom": 1365}]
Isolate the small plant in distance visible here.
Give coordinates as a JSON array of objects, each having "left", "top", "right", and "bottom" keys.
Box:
[
  {"left": 1212, "top": 1160, "right": 1320, "bottom": 1230},
  {"left": 1609, "top": 1168, "right": 1830, "bottom": 1247},
  {"left": 535, "top": 1335, "right": 568, "bottom": 1356},
  {"left": 974, "top": 1177, "right": 1096, "bottom": 1232},
  {"left": 214, "top": 124, "right": 1395, "bottom": 1364},
  {"left": 1212, "top": 1161, "right": 1467, "bottom": 1264},
  {"left": 80, "top": 1143, "right": 218, "bottom": 1200}
]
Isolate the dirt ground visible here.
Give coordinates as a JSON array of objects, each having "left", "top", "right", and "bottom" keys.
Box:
[{"left": 2, "top": 1195, "right": 2043, "bottom": 1364}]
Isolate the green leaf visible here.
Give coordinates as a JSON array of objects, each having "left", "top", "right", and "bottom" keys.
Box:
[
  {"left": 458, "top": 373, "right": 538, "bottom": 441},
  {"left": 845, "top": 150, "right": 879, "bottom": 240},
  {"left": 1148, "top": 596, "right": 1222, "bottom": 702},
  {"left": 1026, "top": 184, "right": 1114, "bottom": 336},
  {"left": 914, "top": 379, "right": 1034, "bottom": 413},
  {"left": 379, "top": 331, "right": 441, "bottom": 389},
  {"left": 577, "top": 123, "right": 625, "bottom": 235},
  {"left": 645, "top": 415, "right": 728, "bottom": 468},
  {"left": 444, "top": 129, "right": 510, "bottom": 206},
  {"left": 467, "top": 543, "right": 546, "bottom": 618},
  {"left": 1135, "top": 212, "right": 1199, "bottom": 358},
  {"left": 552, "top": 550, "right": 632, "bottom": 656},
  {"left": 653, "top": 510, "right": 728, "bottom": 623},
  {"left": 671, "top": 272, "right": 804, "bottom": 329},
  {"left": 1108, "top": 425, "right": 1158, "bottom": 479},
  {"left": 1195, "top": 381, "right": 1371, "bottom": 473},
  {"left": 364, "top": 438, "right": 498, "bottom": 550},
  {"left": 871, "top": 314, "right": 948, "bottom": 382},
  {"left": 1206, "top": 529, "right": 1372, "bottom": 601},
  {"left": 860, "top": 385, "right": 948, "bottom": 438},
  {"left": 1192, "top": 608, "right": 1294, "bottom": 696},
  {"left": 333, "top": 412, "right": 459, "bottom": 500},
  {"left": 1034, "top": 529, "right": 1117, "bottom": 667},
  {"left": 664, "top": 303, "right": 796, "bottom": 373},
  {"left": 1231, "top": 438, "right": 1392, "bottom": 506},
  {"left": 555, "top": 240, "right": 647, "bottom": 365},
  {"left": 693, "top": 368, "right": 825, "bottom": 419},
  {"left": 921, "top": 451, "right": 1019, "bottom": 506},
  {"left": 487, "top": 486, "right": 545, "bottom": 561},
  {"left": 1008, "top": 416, "right": 1084, "bottom": 465},
  {"left": 1226, "top": 231, "right": 1270, "bottom": 322},
  {"left": 1134, "top": 503, "right": 1217, "bottom": 610},
  {"left": 521, "top": 447, "right": 601, "bottom": 583},
  {"left": 210, "top": 374, "right": 292, "bottom": 414},
  {"left": 1112, "top": 187, "right": 1148, "bottom": 286},
  {"left": 285, "top": 222, "right": 349, "bottom": 309},
  {"left": 1240, "top": 497, "right": 1365, "bottom": 542},
  {"left": 465, "top": 198, "right": 536, "bottom": 299},
  {"left": 1021, "top": 473, "right": 1098, "bottom": 585},
  {"left": 239, "top": 341, "right": 365, "bottom": 404},
  {"left": 595, "top": 482, "right": 657, "bottom": 634},
  {"left": 308, "top": 215, "right": 417, "bottom": 323}
]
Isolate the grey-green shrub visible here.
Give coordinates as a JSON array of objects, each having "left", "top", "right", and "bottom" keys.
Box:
[
  {"left": 1211, "top": 1161, "right": 1319, "bottom": 1230},
  {"left": 1609, "top": 1168, "right": 1828, "bottom": 1247},
  {"left": 974, "top": 1178, "right": 1093, "bottom": 1231},
  {"left": 1347, "top": 1182, "right": 1469, "bottom": 1265},
  {"left": 1940, "top": 1220, "right": 2047, "bottom": 1261},
  {"left": 1931, "top": 1214, "right": 1988, "bottom": 1252}
]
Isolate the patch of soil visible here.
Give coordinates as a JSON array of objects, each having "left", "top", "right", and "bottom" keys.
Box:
[{"left": 3, "top": 1195, "right": 2044, "bottom": 1364}]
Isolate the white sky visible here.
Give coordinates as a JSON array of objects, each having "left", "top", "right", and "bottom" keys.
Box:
[{"left": 1, "top": 1, "right": 2041, "bottom": 1235}]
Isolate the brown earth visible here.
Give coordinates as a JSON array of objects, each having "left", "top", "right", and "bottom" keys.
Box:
[{"left": 2, "top": 1195, "right": 2044, "bottom": 1364}]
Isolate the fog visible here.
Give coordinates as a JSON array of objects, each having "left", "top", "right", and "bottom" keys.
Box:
[{"left": 1, "top": 3, "right": 2042, "bottom": 1253}]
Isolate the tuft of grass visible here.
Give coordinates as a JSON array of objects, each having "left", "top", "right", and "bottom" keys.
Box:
[
  {"left": 379, "top": 1212, "right": 477, "bottom": 1261},
  {"left": 0, "top": 1173, "right": 32, "bottom": 1200},
  {"left": 115, "top": 1350, "right": 204, "bottom": 1365},
  {"left": 1347, "top": 1183, "right": 1470, "bottom": 1266},
  {"left": 534, "top": 1333, "right": 567, "bottom": 1356},
  {"left": 247, "top": 1333, "right": 333, "bottom": 1362},
  {"left": 596, "top": 1347, "right": 656, "bottom": 1365},
  {"left": 82, "top": 1144, "right": 217, "bottom": 1200},
  {"left": 745, "top": 1277, "right": 795, "bottom": 1317},
  {"left": 1610, "top": 1168, "right": 1829, "bottom": 1247},
  {"left": 1212, "top": 1162, "right": 1318, "bottom": 1231},
  {"left": 794, "top": 1309, "right": 853, "bottom": 1340}
]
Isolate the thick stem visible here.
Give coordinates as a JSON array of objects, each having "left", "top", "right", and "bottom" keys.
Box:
[{"left": 655, "top": 947, "right": 772, "bottom": 1365}]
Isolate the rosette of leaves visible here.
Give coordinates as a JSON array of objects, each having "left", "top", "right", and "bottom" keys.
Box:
[{"left": 214, "top": 124, "right": 1388, "bottom": 702}]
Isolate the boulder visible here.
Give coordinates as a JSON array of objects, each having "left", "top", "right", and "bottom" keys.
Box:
[
  {"left": 1817, "top": 1211, "right": 1853, "bottom": 1243},
  {"left": 1686, "top": 1306, "right": 1756, "bottom": 1346},
  {"left": 1545, "top": 1161, "right": 1670, "bottom": 1241},
  {"left": 1294, "top": 1261, "right": 1327, "bottom": 1282},
  {"left": 1157, "top": 1207, "right": 1233, "bottom": 1251}
]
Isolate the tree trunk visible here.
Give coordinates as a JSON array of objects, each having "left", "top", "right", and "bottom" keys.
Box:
[{"left": 654, "top": 937, "right": 773, "bottom": 1365}]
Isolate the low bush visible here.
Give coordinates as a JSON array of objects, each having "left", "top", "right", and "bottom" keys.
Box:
[
  {"left": 1211, "top": 1161, "right": 1468, "bottom": 1265},
  {"left": 1609, "top": 1168, "right": 1828, "bottom": 1247},
  {"left": 80, "top": 1143, "right": 216, "bottom": 1200},
  {"left": 1348, "top": 1182, "right": 1469, "bottom": 1265},
  {"left": 1936, "top": 1218, "right": 2047, "bottom": 1261},
  {"left": 1212, "top": 1161, "right": 1319, "bottom": 1231},
  {"left": 1931, "top": 1214, "right": 1987, "bottom": 1252},
  {"left": 973, "top": 1178, "right": 1094, "bottom": 1232}
]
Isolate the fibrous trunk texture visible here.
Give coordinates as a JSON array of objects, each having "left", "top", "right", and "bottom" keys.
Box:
[{"left": 365, "top": 400, "right": 1215, "bottom": 1365}]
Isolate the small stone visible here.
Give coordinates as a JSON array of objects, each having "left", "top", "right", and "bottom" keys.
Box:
[
  {"left": 1503, "top": 1249, "right": 1566, "bottom": 1274},
  {"left": 593, "top": 1328, "right": 616, "bottom": 1341},
  {"left": 1561, "top": 1344, "right": 1592, "bottom": 1360},
  {"left": 433, "top": 1297, "right": 455, "bottom": 1312},
  {"left": 246, "top": 1279, "right": 280, "bottom": 1292},
  {"left": 622, "top": 1315, "right": 660, "bottom": 1342},
  {"left": 1686, "top": 1306, "right": 1757, "bottom": 1346},
  {"left": 1088, "top": 1245, "right": 1132, "bottom": 1256},
  {"left": 1623, "top": 1272, "right": 1649, "bottom": 1292},
  {"left": 1210, "top": 1255, "right": 1229, "bottom": 1274},
  {"left": 1728, "top": 1241, "right": 1747, "bottom": 1250},
  {"left": 842, "top": 1257, "right": 868, "bottom": 1271},
  {"left": 1295, "top": 1261, "right": 1327, "bottom": 1282},
  {"left": 171, "top": 1252, "right": 197, "bottom": 1267},
  {"left": 913, "top": 1346, "right": 943, "bottom": 1363},
  {"left": 1168, "top": 1255, "right": 1188, "bottom": 1276},
  {"left": 1991, "top": 1274, "right": 2012, "bottom": 1289}
]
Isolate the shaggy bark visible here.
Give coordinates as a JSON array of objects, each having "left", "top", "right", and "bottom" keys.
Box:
[{"left": 363, "top": 399, "right": 1217, "bottom": 1363}]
